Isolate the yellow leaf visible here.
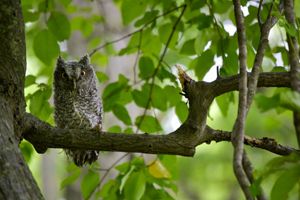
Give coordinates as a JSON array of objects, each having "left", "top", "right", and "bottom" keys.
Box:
[{"left": 148, "top": 159, "right": 171, "bottom": 179}]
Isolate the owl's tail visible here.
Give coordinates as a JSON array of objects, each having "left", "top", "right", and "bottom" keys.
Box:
[{"left": 65, "top": 149, "right": 99, "bottom": 166}]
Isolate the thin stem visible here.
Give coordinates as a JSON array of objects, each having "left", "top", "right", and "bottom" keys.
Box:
[
  {"left": 135, "top": 4, "right": 187, "bottom": 133},
  {"left": 89, "top": 4, "right": 186, "bottom": 57},
  {"left": 86, "top": 153, "right": 129, "bottom": 200}
]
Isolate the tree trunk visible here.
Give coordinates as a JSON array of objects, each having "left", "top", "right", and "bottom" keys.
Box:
[{"left": 0, "top": 0, "right": 43, "bottom": 199}]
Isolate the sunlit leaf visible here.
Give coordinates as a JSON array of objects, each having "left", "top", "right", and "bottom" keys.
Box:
[
  {"left": 151, "top": 85, "right": 168, "bottom": 111},
  {"left": 33, "top": 29, "right": 60, "bottom": 65},
  {"left": 121, "top": 0, "right": 147, "bottom": 25},
  {"left": 47, "top": 12, "right": 71, "bottom": 41},
  {"left": 60, "top": 167, "right": 81, "bottom": 189},
  {"left": 108, "top": 125, "right": 122, "bottom": 133},
  {"left": 139, "top": 56, "right": 155, "bottom": 79},
  {"left": 180, "top": 39, "right": 196, "bottom": 55},
  {"left": 158, "top": 23, "right": 179, "bottom": 48},
  {"left": 148, "top": 159, "right": 171, "bottom": 179},
  {"left": 81, "top": 170, "right": 100, "bottom": 199},
  {"left": 135, "top": 115, "right": 162, "bottom": 133},
  {"left": 112, "top": 104, "right": 132, "bottom": 125},
  {"left": 25, "top": 75, "right": 36, "bottom": 87},
  {"left": 135, "top": 10, "right": 159, "bottom": 27},
  {"left": 28, "top": 84, "right": 53, "bottom": 121},
  {"left": 96, "top": 71, "right": 109, "bottom": 83},
  {"left": 255, "top": 94, "right": 280, "bottom": 112},
  {"left": 164, "top": 85, "right": 182, "bottom": 107},
  {"left": 271, "top": 166, "right": 300, "bottom": 200},
  {"left": 175, "top": 101, "right": 188, "bottom": 122},
  {"left": 124, "top": 171, "right": 146, "bottom": 200},
  {"left": 190, "top": 50, "right": 214, "bottom": 80},
  {"left": 132, "top": 84, "right": 150, "bottom": 108},
  {"left": 216, "top": 93, "right": 234, "bottom": 116}
]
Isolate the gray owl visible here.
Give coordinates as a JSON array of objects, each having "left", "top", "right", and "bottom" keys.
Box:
[{"left": 53, "top": 55, "right": 102, "bottom": 166}]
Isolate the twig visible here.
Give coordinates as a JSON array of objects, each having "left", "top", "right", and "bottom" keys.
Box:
[
  {"left": 205, "top": 128, "right": 299, "bottom": 156},
  {"left": 231, "top": 0, "right": 252, "bottom": 199},
  {"left": 257, "top": 0, "right": 263, "bottom": 28},
  {"left": 86, "top": 153, "right": 129, "bottom": 200},
  {"left": 89, "top": 4, "right": 187, "bottom": 57},
  {"left": 247, "top": 0, "right": 279, "bottom": 109},
  {"left": 135, "top": 4, "right": 187, "bottom": 133},
  {"left": 132, "top": 29, "right": 143, "bottom": 84}
]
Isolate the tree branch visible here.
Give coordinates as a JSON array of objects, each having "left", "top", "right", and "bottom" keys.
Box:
[
  {"left": 283, "top": 0, "right": 300, "bottom": 148},
  {"left": 23, "top": 113, "right": 299, "bottom": 157},
  {"left": 232, "top": 0, "right": 252, "bottom": 198}
]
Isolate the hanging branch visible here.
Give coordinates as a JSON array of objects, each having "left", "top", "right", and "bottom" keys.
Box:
[
  {"left": 231, "top": 0, "right": 252, "bottom": 199},
  {"left": 283, "top": 0, "right": 300, "bottom": 147}
]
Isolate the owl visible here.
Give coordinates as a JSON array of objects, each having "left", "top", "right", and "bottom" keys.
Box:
[{"left": 53, "top": 55, "right": 102, "bottom": 166}]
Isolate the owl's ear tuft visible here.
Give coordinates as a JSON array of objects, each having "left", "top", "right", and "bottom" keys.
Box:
[
  {"left": 57, "top": 56, "right": 65, "bottom": 67},
  {"left": 79, "top": 54, "right": 90, "bottom": 66}
]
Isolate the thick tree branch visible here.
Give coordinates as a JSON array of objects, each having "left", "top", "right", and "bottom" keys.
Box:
[{"left": 23, "top": 113, "right": 299, "bottom": 157}]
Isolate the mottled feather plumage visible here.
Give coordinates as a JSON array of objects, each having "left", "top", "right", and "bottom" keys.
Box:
[{"left": 53, "top": 55, "right": 102, "bottom": 166}]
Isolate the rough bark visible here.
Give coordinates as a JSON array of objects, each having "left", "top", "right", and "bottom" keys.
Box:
[
  {"left": 23, "top": 72, "right": 298, "bottom": 158},
  {"left": 0, "top": 1, "right": 43, "bottom": 199}
]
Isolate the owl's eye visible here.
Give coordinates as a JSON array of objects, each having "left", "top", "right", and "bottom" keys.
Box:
[
  {"left": 81, "top": 70, "right": 86, "bottom": 76},
  {"left": 61, "top": 72, "right": 67, "bottom": 79}
]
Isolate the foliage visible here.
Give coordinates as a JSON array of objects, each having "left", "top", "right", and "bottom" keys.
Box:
[{"left": 21, "top": 0, "right": 299, "bottom": 199}]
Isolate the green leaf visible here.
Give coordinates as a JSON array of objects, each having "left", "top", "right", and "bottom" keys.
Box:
[
  {"left": 121, "top": 0, "right": 147, "bottom": 25},
  {"left": 134, "top": 10, "right": 159, "bottom": 27},
  {"left": 20, "top": 141, "right": 34, "bottom": 163},
  {"left": 99, "top": 180, "right": 119, "bottom": 200},
  {"left": 139, "top": 56, "right": 155, "bottom": 79},
  {"left": 60, "top": 168, "right": 81, "bottom": 189},
  {"left": 271, "top": 166, "right": 300, "bottom": 200},
  {"left": 187, "top": 13, "right": 212, "bottom": 30},
  {"left": 175, "top": 101, "right": 188, "bottom": 123},
  {"left": 28, "top": 84, "right": 53, "bottom": 121},
  {"left": 81, "top": 170, "right": 100, "bottom": 200},
  {"left": 96, "top": 71, "right": 109, "bottom": 83},
  {"left": 151, "top": 85, "right": 168, "bottom": 111},
  {"left": 141, "top": 184, "right": 175, "bottom": 200},
  {"left": 279, "top": 89, "right": 300, "bottom": 112},
  {"left": 120, "top": 165, "right": 135, "bottom": 192},
  {"left": 23, "top": 10, "right": 40, "bottom": 22},
  {"left": 135, "top": 115, "right": 162, "bottom": 133},
  {"left": 124, "top": 171, "right": 146, "bottom": 200},
  {"left": 255, "top": 94, "right": 280, "bottom": 112},
  {"left": 71, "top": 17, "right": 93, "bottom": 37},
  {"left": 108, "top": 125, "right": 122, "bottom": 133},
  {"left": 180, "top": 39, "right": 196, "bottom": 55},
  {"left": 132, "top": 84, "right": 150, "bottom": 108},
  {"left": 216, "top": 93, "right": 234, "bottom": 116},
  {"left": 141, "top": 29, "right": 162, "bottom": 55},
  {"left": 112, "top": 104, "right": 132, "bottom": 125},
  {"left": 47, "top": 12, "right": 71, "bottom": 41},
  {"left": 271, "top": 66, "right": 287, "bottom": 72},
  {"left": 164, "top": 85, "right": 182, "bottom": 107},
  {"left": 25, "top": 75, "right": 36, "bottom": 87},
  {"left": 190, "top": 50, "right": 214, "bottom": 80},
  {"left": 158, "top": 23, "right": 179, "bottom": 48},
  {"left": 102, "top": 75, "right": 129, "bottom": 111},
  {"left": 33, "top": 29, "right": 60, "bottom": 65}
]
